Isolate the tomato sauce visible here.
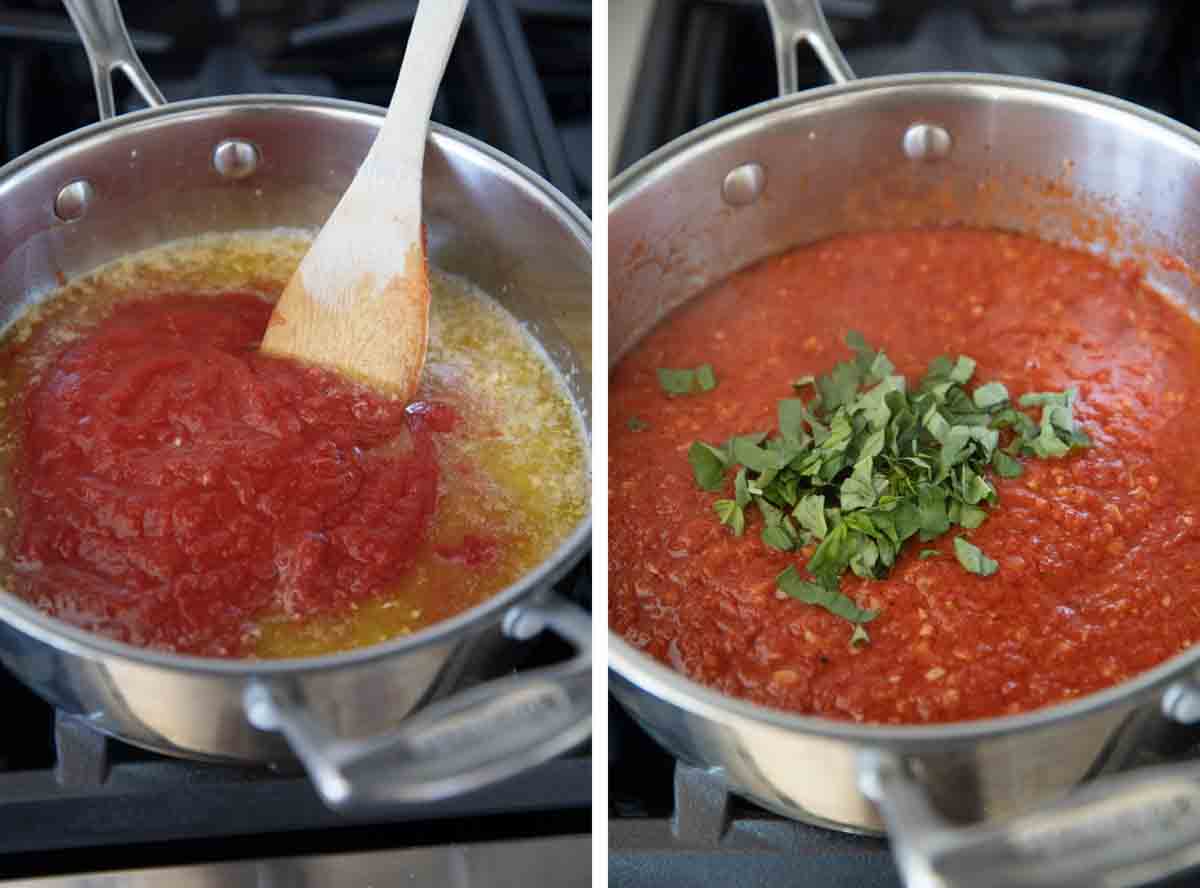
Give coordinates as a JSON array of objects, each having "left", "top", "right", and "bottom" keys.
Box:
[
  {"left": 10, "top": 294, "right": 447, "bottom": 657},
  {"left": 0, "top": 231, "right": 588, "bottom": 659},
  {"left": 610, "top": 228, "right": 1200, "bottom": 724}
]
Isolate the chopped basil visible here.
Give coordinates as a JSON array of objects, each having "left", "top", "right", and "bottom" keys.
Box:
[
  {"left": 992, "top": 450, "right": 1023, "bottom": 478},
  {"left": 918, "top": 549, "right": 940, "bottom": 560},
  {"left": 793, "top": 493, "right": 828, "bottom": 539},
  {"left": 777, "top": 564, "right": 877, "bottom": 624},
  {"left": 688, "top": 441, "right": 728, "bottom": 491},
  {"left": 714, "top": 499, "right": 745, "bottom": 536},
  {"left": 762, "top": 524, "right": 795, "bottom": 551},
  {"left": 954, "top": 537, "right": 998, "bottom": 576},
  {"left": 972, "top": 381, "right": 1009, "bottom": 410},
  {"left": 627, "top": 416, "right": 649, "bottom": 432},
  {"left": 657, "top": 363, "right": 718, "bottom": 396},
  {"left": 688, "top": 331, "right": 1090, "bottom": 643}
]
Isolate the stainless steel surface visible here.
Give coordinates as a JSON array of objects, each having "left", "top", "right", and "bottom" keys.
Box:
[
  {"left": 0, "top": 7, "right": 591, "bottom": 810},
  {"left": 61, "top": 0, "right": 165, "bottom": 120},
  {"left": 244, "top": 596, "right": 591, "bottom": 809},
  {"left": 859, "top": 748, "right": 1200, "bottom": 888},
  {"left": 1, "top": 835, "right": 591, "bottom": 888},
  {"left": 609, "top": 4, "right": 1200, "bottom": 885},
  {"left": 763, "top": 0, "right": 855, "bottom": 94}
]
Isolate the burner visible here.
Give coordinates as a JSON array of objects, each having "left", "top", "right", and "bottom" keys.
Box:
[
  {"left": 0, "top": 0, "right": 591, "bottom": 212},
  {"left": 609, "top": 761, "right": 898, "bottom": 888}
]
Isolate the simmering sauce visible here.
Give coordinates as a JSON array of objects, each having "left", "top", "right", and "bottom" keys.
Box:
[
  {"left": 0, "top": 232, "right": 587, "bottom": 658},
  {"left": 610, "top": 228, "right": 1200, "bottom": 724}
]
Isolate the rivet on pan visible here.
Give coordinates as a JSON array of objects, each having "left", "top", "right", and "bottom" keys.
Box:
[
  {"left": 213, "top": 139, "right": 260, "bottom": 180},
  {"left": 1162, "top": 680, "right": 1200, "bottom": 724},
  {"left": 502, "top": 606, "right": 547, "bottom": 641},
  {"left": 903, "top": 123, "right": 953, "bottom": 161},
  {"left": 722, "top": 163, "right": 766, "bottom": 207},
  {"left": 53, "top": 179, "right": 94, "bottom": 223}
]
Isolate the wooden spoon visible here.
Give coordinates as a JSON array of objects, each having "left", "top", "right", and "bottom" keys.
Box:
[{"left": 261, "top": 0, "right": 469, "bottom": 401}]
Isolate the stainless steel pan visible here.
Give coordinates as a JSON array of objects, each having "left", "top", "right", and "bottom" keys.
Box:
[
  {"left": 0, "top": 0, "right": 591, "bottom": 811},
  {"left": 609, "top": 1, "right": 1200, "bottom": 885}
]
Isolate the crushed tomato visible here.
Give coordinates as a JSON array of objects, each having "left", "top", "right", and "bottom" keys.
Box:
[{"left": 10, "top": 294, "right": 450, "bottom": 656}]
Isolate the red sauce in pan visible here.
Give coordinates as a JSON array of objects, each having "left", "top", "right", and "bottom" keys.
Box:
[
  {"left": 610, "top": 228, "right": 1200, "bottom": 724},
  {"left": 10, "top": 294, "right": 448, "bottom": 657}
]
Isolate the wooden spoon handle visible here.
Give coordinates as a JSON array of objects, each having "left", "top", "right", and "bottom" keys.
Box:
[{"left": 369, "top": 0, "right": 469, "bottom": 169}]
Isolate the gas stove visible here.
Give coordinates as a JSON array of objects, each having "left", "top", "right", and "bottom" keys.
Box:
[
  {"left": 608, "top": 1, "right": 1200, "bottom": 886},
  {"left": 0, "top": 2, "right": 591, "bottom": 882},
  {"left": 0, "top": 0, "right": 591, "bottom": 213}
]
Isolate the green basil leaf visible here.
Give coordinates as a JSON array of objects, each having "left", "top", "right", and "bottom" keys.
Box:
[
  {"left": 972, "top": 381, "right": 1009, "bottom": 410},
  {"left": 757, "top": 498, "right": 785, "bottom": 527},
  {"left": 732, "top": 437, "right": 779, "bottom": 473},
  {"left": 777, "top": 565, "right": 877, "bottom": 624},
  {"left": 849, "top": 537, "right": 880, "bottom": 579},
  {"left": 954, "top": 537, "right": 998, "bottom": 576},
  {"left": 958, "top": 468, "right": 994, "bottom": 505},
  {"left": 892, "top": 500, "right": 922, "bottom": 542},
  {"left": 918, "top": 485, "right": 950, "bottom": 540},
  {"left": 778, "top": 399, "right": 809, "bottom": 445},
  {"left": 992, "top": 450, "right": 1023, "bottom": 478},
  {"left": 938, "top": 425, "right": 972, "bottom": 472},
  {"left": 808, "top": 522, "right": 852, "bottom": 579},
  {"left": 957, "top": 504, "right": 988, "bottom": 529},
  {"left": 968, "top": 426, "right": 1000, "bottom": 459},
  {"left": 762, "top": 524, "right": 795, "bottom": 551},
  {"left": 657, "top": 364, "right": 717, "bottom": 395},
  {"left": 688, "top": 441, "right": 728, "bottom": 490},
  {"left": 714, "top": 499, "right": 745, "bottom": 536},
  {"left": 840, "top": 458, "right": 878, "bottom": 511},
  {"left": 1019, "top": 391, "right": 1071, "bottom": 408},
  {"left": 950, "top": 355, "right": 976, "bottom": 384},
  {"left": 734, "top": 467, "right": 750, "bottom": 507},
  {"left": 627, "top": 416, "right": 649, "bottom": 432},
  {"left": 817, "top": 361, "right": 862, "bottom": 412},
  {"left": 793, "top": 494, "right": 828, "bottom": 540}
]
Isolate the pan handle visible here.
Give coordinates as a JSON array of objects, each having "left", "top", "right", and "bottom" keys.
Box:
[
  {"left": 62, "top": 0, "right": 165, "bottom": 121},
  {"left": 859, "top": 687, "right": 1200, "bottom": 888},
  {"left": 243, "top": 593, "right": 591, "bottom": 810},
  {"left": 762, "top": 0, "right": 856, "bottom": 95}
]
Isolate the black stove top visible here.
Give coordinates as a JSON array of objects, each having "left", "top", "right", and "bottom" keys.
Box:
[
  {"left": 0, "top": 0, "right": 591, "bottom": 213},
  {"left": 609, "top": 2, "right": 1200, "bottom": 885},
  {"left": 0, "top": 2, "right": 591, "bottom": 880}
]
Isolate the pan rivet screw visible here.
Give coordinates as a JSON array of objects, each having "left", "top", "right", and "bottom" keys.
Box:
[
  {"left": 53, "top": 180, "right": 94, "bottom": 223},
  {"left": 1163, "top": 680, "right": 1200, "bottom": 724},
  {"left": 213, "top": 139, "right": 260, "bottom": 179},
  {"left": 903, "top": 123, "right": 952, "bottom": 161},
  {"left": 722, "top": 163, "right": 766, "bottom": 207}
]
